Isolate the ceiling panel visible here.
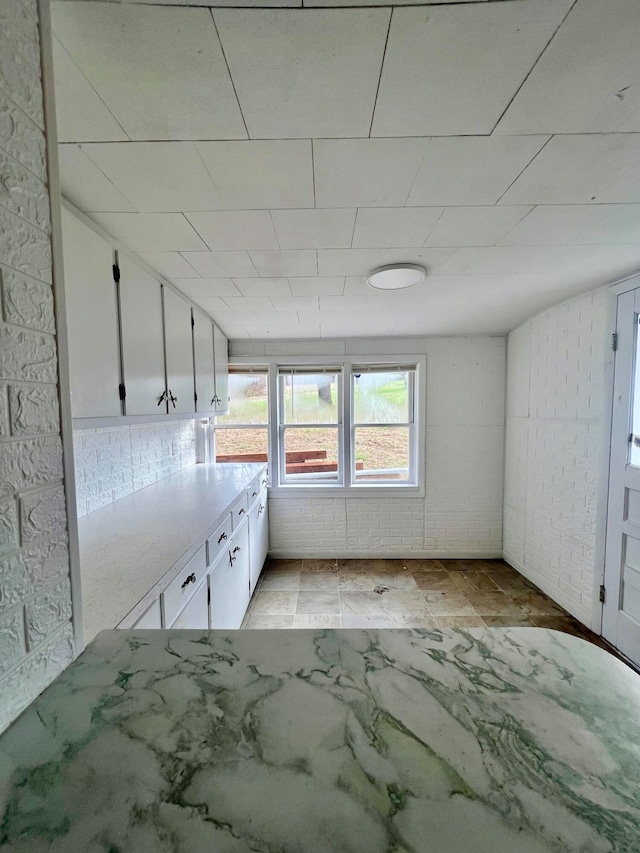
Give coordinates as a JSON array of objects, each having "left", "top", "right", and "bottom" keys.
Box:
[
  {"left": 289, "top": 277, "right": 345, "bottom": 296},
  {"left": 180, "top": 251, "right": 257, "bottom": 278},
  {"left": 499, "top": 204, "right": 640, "bottom": 246},
  {"left": 186, "top": 211, "right": 278, "bottom": 251},
  {"left": 496, "top": 0, "right": 640, "bottom": 134},
  {"left": 172, "top": 279, "right": 242, "bottom": 299},
  {"left": 81, "top": 143, "right": 224, "bottom": 212},
  {"left": 425, "top": 206, "right": 533, "bottom": 247},
  {"left": 271, "top": 209, "right": 356, "bottom": 249},
  {"left": 222, "top": 297, "right": 274, "bottom": 314},
  {"left": 52, "top": 37, "right": 127, "bottom": 143},
  {"left": 314, "top": 138, "right": 429, "bottom": 208},
  {"left": 137, "top": 252, "right": 200, "bottom": 280},
  {"left": 58, "top": 145, "right": 135, "bottom": 212},
  {"left": 52, "top": 2, "right": 246, "bottom": 141},
  {"left": 501, "top": 134, "right": 640, "bottom": 205},
  {"left": 318, "top": 247, "right": 454, "bottom": 277},
  {"left": 352, "top": 208, "right": 444, "bottom": 249},
  {"left": 232, "top": 278, "right": 292, "bottom": 297},
  {"left": 185, "top": 295, "right": 229, "bottom": 315},
  {"left": 249, "top": 250, "right": 317, "bottom": 277},
  {"left": 213, "top": 8, "right": 390, "bottom": 138},
  {"left": 407, "top": 136, "right": 548, "bottom": 206},
  {"left": 196, "top": 141, "right": 313, "bottom": 210},
  {"left": 372, "top": 0, "right": 573, "bottom": 137},
  {"left": 89, "top": 213, "right": 207, "bottom": 252},
  {"left": 271, "top": 296, "right": 319, "bottom": 312}
]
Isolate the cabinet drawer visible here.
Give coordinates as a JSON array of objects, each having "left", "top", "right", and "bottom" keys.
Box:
[
  {"left": 207, "top": 513, "right": 232, "bottom": 566},
  {"left": 162, "top": 545, "right": 207, "bottom": 627},
  {"left": 231, "top": 493, "right": 248, "bottom": 529},
  {"left": 131, "top": 598, "right": 162, "bottom": 629},
  {"left": 171, "top": 581, "right": 209, "bottom": 629},
  {"left": 247, "top": 478, "right": 261, "bottom": 508}
]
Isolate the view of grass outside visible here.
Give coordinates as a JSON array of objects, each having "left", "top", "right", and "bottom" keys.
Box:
[{"left": 215, "top": 369, "right": 414, "bottom": 481}]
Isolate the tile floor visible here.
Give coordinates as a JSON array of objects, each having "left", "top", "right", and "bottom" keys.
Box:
[{"left": 242, "top": 558, "right": 604, "bottom": 646}]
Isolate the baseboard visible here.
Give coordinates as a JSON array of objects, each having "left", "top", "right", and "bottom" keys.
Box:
[{"left": 268, "top": 550, "right": 504, "bottom": 560}]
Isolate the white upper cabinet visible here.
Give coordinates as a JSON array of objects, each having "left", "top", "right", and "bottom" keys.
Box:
[
  {"left": 61, "top": 208, "right": 121, "bottom": 418},
  {"left": 118, "top": 255, "right": 166, "bottom": 415},
  {"left": 213, "top": 324, "right": 229, "bottom": 414},
  {"left": 193, "top": 310, "right": 216, "bottom": 414},
  {"left": 162, "top": 287, "right": 196, "bottom": 415}
]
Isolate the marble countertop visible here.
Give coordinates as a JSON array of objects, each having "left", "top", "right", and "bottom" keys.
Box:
[
  {"left": 1, "top": 627, "right": 639, "bottom": 852},
  {"left": 78, "top": 462, "right": 266, "bottom": 641}
]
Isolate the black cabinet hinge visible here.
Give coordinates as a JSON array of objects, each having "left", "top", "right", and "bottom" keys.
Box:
[
  {"left": 191, "top": 314, "right": 195, "bottom": 328},
  {"left": 118, "top": 383, "right": 126, "bottom": 401},
  {"left": 113, "top": 263, "right": 121, "bottom": 284},
  {"left": 207, "top": 586, "right": 211, "bottom": 605},
  {"left": 599, "top": 584, "right": 606, "bottom": 603},
  {"left": 612, "top": 333, "right": 618, "bottom": 351}
]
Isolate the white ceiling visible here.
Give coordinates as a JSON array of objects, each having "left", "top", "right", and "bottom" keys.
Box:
[{"left": 52, "top": 0, "right": 640, "bottom": 340}]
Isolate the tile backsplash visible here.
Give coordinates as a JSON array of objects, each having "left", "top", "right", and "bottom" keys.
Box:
[{"left": 73, "top": 420, "right": 197, "bottom": 517}]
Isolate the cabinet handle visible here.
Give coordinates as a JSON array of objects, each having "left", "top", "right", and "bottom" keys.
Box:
[
  {"left": 238, "top": 508, "right": 246, "bottom": 516},
  {"left": 258, "top": 504, "right": 264, "bottom": 515},
  {"left": 168, "top": 390, "right": 177, "bottom": 409},
  {"left": 252, "top": 491, "right": 258, "bottom": 497},
  {"left": 217, "top": 531, "right": 228, "bottom": 544},
  {"left": 261, "top": 478, "right": 267, "bottom": 485},
  {"left": 181, "top": 572, "right": 196, "bottom": 589},
  {"left": 233, "top": 546, "right": 241, "bottom": 553},
  {"left": 157, "top": 390, "right": 168, "bottom": 406},
  {"left": 229, "top": 552, "right": 236, "bottom": 565}
]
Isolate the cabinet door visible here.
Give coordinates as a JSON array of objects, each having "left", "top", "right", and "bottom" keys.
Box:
[
  {"left": 61, "top": 208, "right": 121, "bottom": 418},
  {"left": 131, "top": 598, "right": 162, "bottom": 629},
  {"left": 209, "top": 520, "right": 250, "bottom": 629},
  {"left": 249, "top": 491, "right": 269, "bottom": 594},
  {"left": 119, "top": 255, "right": 166, "bottom": 415},
  {"left": 213, "top": 324, "right": 229, "bottom": 414},
  {"left": 171, "top": 581, "right": 208, "bottom": 629},
  {"left": 163, "top": 287, "right": 195, "bottom": 415},
  {"left": 193, "top": 310, "right": 216, "bottom": 414}
]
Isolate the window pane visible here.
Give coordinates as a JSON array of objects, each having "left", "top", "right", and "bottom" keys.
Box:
[
  {"left": 215, "top": 428, "right": 268, "bottom": 463},
  {"left": 281, "top": 373, "right": 339, "bottom": 424},
  {"left": 353, "top": 426, "right": 410, "bottom": 482},
  {"left": 216, "top": 372, "right": 268, "bottom": 425},
  {"left": 283, "top": 427, "right": 339, "bottom": 481},
  {"left": 353, "top": 371, "right": 410, "bottom": 424}
]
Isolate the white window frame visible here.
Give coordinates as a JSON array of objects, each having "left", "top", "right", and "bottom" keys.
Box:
[
  {"left": 211, "top": 366, "right": 271, "bottom": 468},
  {"left": 226, "top": 354, "right": 426, "bottom": 498}
]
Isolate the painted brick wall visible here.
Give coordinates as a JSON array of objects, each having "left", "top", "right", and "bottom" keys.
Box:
[
  {"left": 503, "top": 289, "right": 608, "bottom": 628},
  {"left": 0, "top": 0, "right": 75, "bottom": 733},
  {"left": 73, "top": 420, "right": 196, "bottom": 517},
  {"left": 231, "top": 335, "right": 506, "bottom": 558}
]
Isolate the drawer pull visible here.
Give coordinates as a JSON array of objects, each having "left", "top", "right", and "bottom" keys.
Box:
[
  {"left": 229, "top": 551, "right": 236, "bottom": 565},
  {"left": 238, "top": 508, "right": 246, "bottom": 516},
  {"left": 252, "top": 491, "right": 258, "bottom": 497},
  {"left": 181, "top": 572, "right": 196, "bottom": 589},
  {"left": 261, "top": 478, "right": 267, "bottom": 485},
  {"left": 233, "top": 546, "right": 241, "bottom": 553},
  {"left": 217, "top": 531, "right": 228, "bottom": 544},
  {"left": 258, "top": 504, "right": 264, "bottom": 515}
]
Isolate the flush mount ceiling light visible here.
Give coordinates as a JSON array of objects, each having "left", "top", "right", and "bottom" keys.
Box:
[{"left": 367, "top": 263, "right": 426, "bottom": 290}]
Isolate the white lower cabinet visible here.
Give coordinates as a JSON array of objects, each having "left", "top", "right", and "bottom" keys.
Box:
[
  {"left": 172, "top": 580, "right": 209, "bottom": 629},
  {"left": 249, "top": 490, "right": 269, "bottom": 594},
  {"left": 132, "top": 598, "right": 162, "bottom": 629},
  {"left": 209, "top": 520, "right": 250, "bottom": 629}
]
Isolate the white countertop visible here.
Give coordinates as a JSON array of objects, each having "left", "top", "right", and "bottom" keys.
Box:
[{"left": 78, "top": 462, "right": 267, "bottom": 642}]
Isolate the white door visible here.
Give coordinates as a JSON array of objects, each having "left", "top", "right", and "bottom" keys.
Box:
[
  {"left": 61, "top": 208, "right": 121, "bottom": 418},
  {"left": 193, "top": 310, "right": 216, "bottom": 414},
  {"left": 213, "top": 324, "right": 229, "bottom": 414},
  {"left": 603, "top": 286, "right": 640, "bottom": 663},
  {"left": 163, "top": 287, "right": 195, "bottom": 415},
  {"left": 209, "top": 520, "right": 250, "bottom": 628},
  {"left": 118, "top": 256, "right": 166, "bottom": 415}
]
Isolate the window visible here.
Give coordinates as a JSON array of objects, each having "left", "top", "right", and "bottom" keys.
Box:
[{"left": 213, "top": 367, "right": 269, "bottom": 464}]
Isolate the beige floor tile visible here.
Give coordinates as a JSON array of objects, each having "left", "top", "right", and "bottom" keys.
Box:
[
  {"left": 338, "top": 569, "right": 378, "bottom": 591},
  {"left": 378, "top": 590, "right": 432, "bottom": 616},
  {"left": 266, "top": 559, "right": 303, "bottom": 572},
  {"left": 302, "top": 559, "right": 338, "bottom": 572},
  {"left": 402, "top": 559, "right": 445, "bottom": 572},
  {"left": 414, "top": 572, "right": 459, "bottom": 592},
  {"left": 293, "top": 614, "right": 341, "bottom": 629},
  {"left": 440, "top": 560, "right": 488, "bottom": 572},
  {"left": 484, "top": 570, "right": 533, "bottom": 591},
  {"left": 296, "top": 591, "right": 341, "bottom": 615},
  {"left": 374, "top": 567, "right": 419, "bottom": 591},
  {"left": 244, "top": 614, "right": 294, "bottom": 629},
  {"left": 341, "top": 615, "right": 395, "bottom": 629},
  {"left": 299, "top": 572, "right": 340, "bottom": 591},
  {"left": 424, "top": 591, "right": 478, "bottom": 616},
  {"left": 482, "top": 615, "right": 536, "bottom": 627},
  {"left": 465, "top": 591, "right": 524, "bottom": 616},
  {"left": 389, "top": 611, "right": 438, "bottom": 629},
  {"left": 436, "top": 616, "right": 486, "bottom": 629},
  {"left": 340, "top": 591, "right": 387, "bottom": 616},
  {"left": 250, "top": 590, "right": 298, "bottom": 615},
  {"left": 451, "top": 572, "right": 499, "bottom": 593},
  {"left": 259, "top": 572, "right": 301, "bottom": 592},
  {"left": 509, "top": 590, "right": 564, "bottom": 616}
]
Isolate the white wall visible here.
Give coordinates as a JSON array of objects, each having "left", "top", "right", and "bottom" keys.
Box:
[
  {"left": 503, "top": 289, "right": 608, "bottom": 628},
  {"left": 73, "top": 420, "right": 196, "bottom": 517},
  {"left": 0, "top": 0, "right": 75, "bottom": 732},
  {"left": 231, "top": 335, "right": 506, "bottom": 558}
]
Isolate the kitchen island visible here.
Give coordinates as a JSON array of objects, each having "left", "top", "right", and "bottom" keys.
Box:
[{"left": 1, "top": 627, "right": 639, "bottom": 852}]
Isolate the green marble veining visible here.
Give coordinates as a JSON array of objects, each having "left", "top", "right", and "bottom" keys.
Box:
[{"left": 1, "top": 628, "right": 639, "bottom": 852}]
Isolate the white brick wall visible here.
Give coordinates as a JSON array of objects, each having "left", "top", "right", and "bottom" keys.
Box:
[
  {"left": 73, "top": 420, "right": 197, "bottom": 517},
  {"left": 233, "top": 336, "right": 505, "bottom": 558},
  {"left": 503, "top": 289, "right": 608, "bottom": 628},
  {"left": 0, "top": 0, "right": 75, "bottom": 733}
]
